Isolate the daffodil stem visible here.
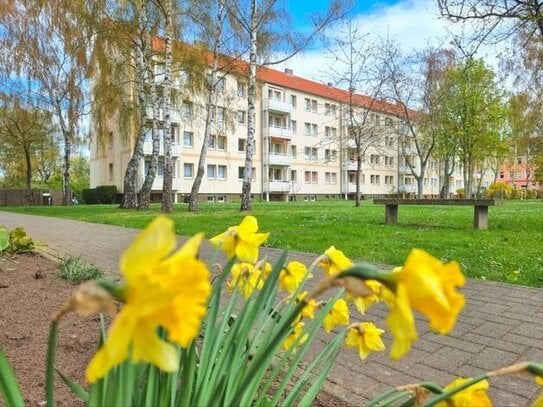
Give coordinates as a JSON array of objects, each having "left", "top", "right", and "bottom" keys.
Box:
[
  {"left": 45, "top": 320, "right": 59, "bottom": 407},
  {"left": 338, "top": 265, "right": 396, "bottom": 291},
  {"left": 422, "top": 374, "right": 487, "bottom": 407}
]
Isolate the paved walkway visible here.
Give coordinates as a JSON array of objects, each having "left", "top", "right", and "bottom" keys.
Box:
[{"left": 1, "top": 211, "right": 542, "bottom": 405}]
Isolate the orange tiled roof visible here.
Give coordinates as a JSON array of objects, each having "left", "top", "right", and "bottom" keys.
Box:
[{"left": 151, "top": 35, "right": 408, "bottom": 118}]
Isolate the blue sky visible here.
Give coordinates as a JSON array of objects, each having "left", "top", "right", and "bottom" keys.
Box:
[{"left": 276, "top": 0, "right": 504, "bottom": 82}]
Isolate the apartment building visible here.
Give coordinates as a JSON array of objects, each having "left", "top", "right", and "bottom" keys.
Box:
[{"left": 90, "top": 58, "right": 459, "bottom": 203}]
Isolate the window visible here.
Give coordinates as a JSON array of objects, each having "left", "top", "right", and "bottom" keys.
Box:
[
  {"left": 431, "top": 177, "right": 438, "bottom": 187},
  {"left": 499, "top": 171, "right": 504, "bottom": 179},
  {"left": 290, "top": 95, "right": 297, "bottom": 108},
  {"left": 238, "top": 138, "right": 246, "bottom": 152},
  {"left": 144, "top": 127, "right": 152, "bottom": 142},
  {"left": 212, "top": 106, "right": 225, "bottom": 122},
  {"left": 312, "top": 171, "right": 318, "bottom": 183},
  {"left": 207, "top": 164, "right": 216, "bottom": 179},
  {"left": 291, "top": 120, "right": 297, "bottom": 133},
  {"left": 385, "top": 175, "right": 394, "bottom": 185},
  {"left": 217, "top": 135, "right": 227, "bottom": 151},
  {"left": 183, "top": 163, "right": 194, "bottom": 178},
  {"left": 370, "top": 155, "right": 380, "bottom": 165},
  {"left": 305, "top": 147, "right": 317, "bottom": 160},
  {"left": 370, "top": 174, "right": 380, "bottom": 185},
  {"left": 324, "top": 126, "right": 337, "bottom": 138},
  {"left": 108, "top": 163, "right": 113, "bottom": 180},
  {"left": 325, "top": 172, "right": 337, "bottom": 184},
  {"left": 216, "top": 77, "right": 225, "bottom": 92},
  {"left": 218, "top": 165, "right": 227, "bottom": 180},
  {"left": 384, "top": 156, "right": 394, "bottom": 166},
  {"left": 181, "top": 101, "right": 193, "bottom": 118},
  {"left": 208, "top": 135, "right": 216, "bottom": 149},
  {"left": 304, "top": 171, "right": 311, "bottom": 183},
  {"left": 269, "top": 168, "right": 282, "bottom": 181},
  {"left": 290, "top": 145, "right": 297, "bottom": 157},
  {"left": 238, "top": 166, "right": 256, "bottom": 181},
  {"left": 385, "top": 117, "right": 394, "bottom": 127},
  {"left": 304, "top": 98, "right": 318, "bottom": 113},
  {"left": 304, "top": 123, "right": 317, "bottom": 136},
  {"left": 324, "top": 149, "right": 337, "bottom": 162},
  {"left": 291, "top": 170, "right": 297, "bottom": 181},
  {"left": 268, "top": 89, "right": 282, "bottom": 100},
  {"left": 237, "top": 81, "right": 246, "bottom": 97},
  {"left": 183, "top": 131, "right": 193, "bottom": 147},
  {"left": 237, "top": 110, "right": 246, "bottom": 125},
  {"left": 324, "top": 103, "right": 336, "bottom": 116},
  {"left": 384, "top": 136, "right": 395, "bottom": 148}
]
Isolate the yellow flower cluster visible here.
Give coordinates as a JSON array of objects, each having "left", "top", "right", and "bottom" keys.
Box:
[{"left": 86, "top": 216, "right": 211, "bottom": 383}]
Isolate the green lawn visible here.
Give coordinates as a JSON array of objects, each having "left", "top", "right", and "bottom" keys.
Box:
[{"left": 2, "top": 200, "right": 542, "bottom": 287}]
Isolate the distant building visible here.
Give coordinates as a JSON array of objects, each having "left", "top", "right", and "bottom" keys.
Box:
[{"left": 90, "top": 43, "right": 489, "bottom": 203}]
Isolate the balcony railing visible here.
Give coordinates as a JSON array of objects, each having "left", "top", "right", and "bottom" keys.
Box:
[
  {"left": 264, "top": 125, "right": 293, "bottom": 140},
  {"left": 268, "top": 180, "right": 292, "bottom": 192},
  {"left": 399, "top": 184, "right": 417, "bottom": 193},
  {"left": 151, "top": 176, "right": 183, "bottom": 190},
  {"left": 268, "top": 153, "right": 292, "bottom": 166},
  {"left": 347, "top": 160, "right": 359, "bottom": 171},
  {"left": 347, "top": 183, "right": 359, "bottom": 193},
  {"left": 143, "top": 141, "right": 181, "bottom": 156},
  {"left": 263, "top": 98, "right": 292, "bottom": 114}
]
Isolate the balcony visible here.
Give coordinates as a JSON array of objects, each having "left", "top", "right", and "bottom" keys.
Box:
[
  {"left": 143, "top": 141, "right": 181, "bottom": 156},
  {"left": 347, "top": 160, "right": 359, "bottom": 171},
  {"left": 399, "top": 184, "right": 417, "bottom": 193},
  {"left": 263, "top": 98, "right": 292, "bottom": 114},
  {"left": 268, "top": 180, "right": 292, "bottom": 192},
  {"left": 347, "top": 183, "right": 359, "bottom": 193},
  {"left": 151, "top": 176, "right": 183, "bottom": 190},
  {"left": 268, "top": 153, "right": 292, "bottom": 166},
  {"left": 264, "top": 125, "right": 293, "bottom": 140}
]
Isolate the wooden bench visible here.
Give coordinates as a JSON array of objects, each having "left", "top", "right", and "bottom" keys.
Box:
[{"left": 373, "top": 199, "right": 496, "bottom": 230}]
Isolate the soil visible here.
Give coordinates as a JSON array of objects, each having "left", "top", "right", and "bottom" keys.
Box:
[
  {"left": 0, "top": 253, "right": 99, "bottom": 407},
  {"left": 0, "top": 253, "right": 349, "bottom": 407}
]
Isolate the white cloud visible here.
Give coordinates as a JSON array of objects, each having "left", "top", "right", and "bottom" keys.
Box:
[{"left": 277, "top": 0, "right": 504, "bottom": 85}]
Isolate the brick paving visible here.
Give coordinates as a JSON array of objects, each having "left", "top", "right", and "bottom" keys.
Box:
[{"left": 1, "top": 210, "right": 542, "bottom": 405}]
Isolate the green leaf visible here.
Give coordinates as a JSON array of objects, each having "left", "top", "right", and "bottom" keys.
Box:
[
  {"left": 0, "top": 227, "right": 9, "bottom": 252},
  {"left": 56, "top": 368, "right": 89, "bottom": 403},
  {"left": 0, "top": 347, "right": 25, "bottom": 407}
]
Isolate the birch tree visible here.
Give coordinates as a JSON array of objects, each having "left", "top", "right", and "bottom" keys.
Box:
[
  {"left": 226, "top": 0, "right": 349, "bottom": 211},
  {"left": 328, "top": 22, "right": 387, "bottom": 206},
  {"left": 0, "top": 0, "right": 93, "bottom": 205}
]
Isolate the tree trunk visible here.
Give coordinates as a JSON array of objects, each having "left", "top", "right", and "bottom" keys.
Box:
[
  {"left": 138, "top": 26, "right": 159, "bottom": 210},
  {"left": 240, "top": 0, "right": 258, "bottom": 212},
  {"left": 121, "top": 37, "right": 147, "bottom": 209},
  {"left": 161, "top": 0, "right": 174, "bottom": 213},
  {"left": 189, "top": 0, "right": 225, "bottom": 212},
  {"left": 355, "top": 143, "right": 362, "bottom": 207},
  {"left": 23, "top": 144, "right": 33, "bottom": 205}
]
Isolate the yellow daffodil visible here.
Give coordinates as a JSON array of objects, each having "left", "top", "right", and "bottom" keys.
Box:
[
  {"left": 349, "top": 279, "right": 382, "bottom": 314},
  {"left": 279, "top": 261, "right": 311, "bottom": 294},
  {"left": 297, "top": 291, "right": 317, "bottom": 319},
  {"left": 533, "top": 376, "right": 543, "bottom": 407},
  {"left": 318, "top": 246, "right": 353, "bottom": 276},
  {"left": 209, "top": 216, "right": 269, "bottom": 263},
  {"left": 345, "top": 322, "right": 385, "bottom": 360},
  {"left": 85, "top": 216, "right": 211, "bottom": 383},
  {"left": 261, "top": 262, "right": 273, "bottom": 279},
  {"left": 228, "top": 262, "right": 264, "bottom": 299},
  {"left": 436, "top": 378, "right": 492, "bottom": 407},
  {"left": 323, "top": 298, "right": 349, "bottom": 333},
  {"left": 387, "top": 249, "right": 465, "bottom": 359},
  {"left": 282, "top": 321, "right": 308, "bottom": 350}
]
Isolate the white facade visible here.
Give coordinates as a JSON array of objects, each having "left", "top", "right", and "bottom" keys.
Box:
[{"left": 90, "top": 63, "right": 464, "bottom": 203}]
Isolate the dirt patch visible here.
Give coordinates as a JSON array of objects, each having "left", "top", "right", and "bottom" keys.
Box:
[
  {"left": 0, "top": 253, "right": 349, "bottom": 407},
  {"left": 0, "top": 253, "right": 100, "bottom": 406}
]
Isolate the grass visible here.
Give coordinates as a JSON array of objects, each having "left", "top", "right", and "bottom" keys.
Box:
[
  {"left": 58, "top": 255, "right": 105, "bottom": 284},
  {"left": 2, "top": 200, "right": 542, "bottom": 287}
]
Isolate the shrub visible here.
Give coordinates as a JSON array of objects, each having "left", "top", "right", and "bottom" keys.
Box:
[
  {"left": 95, "top": 185, "right": 117, "bottom": 204},
  {"left": 58, "top": 256, "right": 104, "bottom": 284},
  {"left": 525, "top": 189, "right": 537, "bottom": 199},
  {"left": 510, "top": 188, "right": 521, "bottom": 199},
  {"left": 456, "top": 188, "right": 465, "bottom": 198},
  {"left": 82, "top": 189, "right": 98, "bottom": 204},
  {"left": 485, "top": 182, "right": 511, "bottom": 199},
  {"left": 0, "top": 226, "right": 36, "bottom": 255}
]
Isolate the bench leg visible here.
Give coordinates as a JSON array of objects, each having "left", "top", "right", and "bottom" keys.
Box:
[
  {"left": 384, "top": 204, "right": 398, "bottom": 225},
  {"left": 474, "top": 206, "right": 488, "bottom": 230}
]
